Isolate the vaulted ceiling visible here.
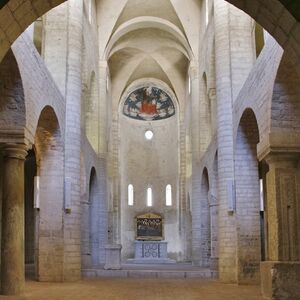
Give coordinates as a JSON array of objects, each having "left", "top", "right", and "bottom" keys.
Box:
[{"left": 97, "top": 0, "right": 199, "bottom": 110}]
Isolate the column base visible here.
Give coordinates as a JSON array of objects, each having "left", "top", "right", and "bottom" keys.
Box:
[
  {"left": 261, "top": 261, "right": 300, "bottom": 300},
  {"left": 104, "top": 244, "right": 122, "bottom": 270},
  {"left": 210, "top": 257, "right": 219, "bottom": 271}
]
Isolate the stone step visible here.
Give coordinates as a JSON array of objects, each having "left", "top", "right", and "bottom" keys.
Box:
[{"left": 82, "top": 268, "right": 218, "bottom": 279}]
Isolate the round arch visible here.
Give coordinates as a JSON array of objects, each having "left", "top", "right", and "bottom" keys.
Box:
[
  {"left": 234, "top": 108, "right": 261, "bottom": 284},
  {"left": 88, "top": 167, "right": 101, "bottom": 266},
  {"left": 0, "top": 0, "right": 299, "bottom": 76},
  {"left": 0, "top": 49, "right": 26, "bottom": 130},
  {"left": 34, "top": 105, "right": 64, "bottom": 282},
  {"left": 119, "top": 78, "right": 180, "bottom": 115},
  {"left": 199, "top": 167, "right": 211, "bottom": 268},
  {"left": 224, "top": 0, "right": 300, "bottom": 76}
]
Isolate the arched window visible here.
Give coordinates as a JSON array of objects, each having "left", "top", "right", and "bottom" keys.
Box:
[
  {"left": 106, "top": 74, "right": 109, "bottom": 92},
  {"left": 88, "top": 0, "right": 92, "bottom": 24},
  {"left": 147, "top": 187, "right": 152, "bottom": 207},
  {"left": 206, "top": 0, "right": 209, "bottom": 27},
  {"left": 128, "top": 184, "right": 134, "bottom": 206},
  {"left": 166, "top": 184, "right": 172, "bottom": 206},
  {"left": 260, "top": 179, "right": 264, "bottom": 211}
]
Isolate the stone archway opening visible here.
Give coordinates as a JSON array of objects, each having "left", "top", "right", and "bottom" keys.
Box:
[
  {"left": 234, "top": 108, "right": 260, "bottom": 284},
  {"left": 210, "top": 152, "right": 219, "bottom": 272},
  {"left": 34, "top": 105, "right": 64, "bottom": 282},
  {"left": 199, "top": 168, "right": 211, "bottom": 268},
  {"left": 24, "top": 149, "right": 37, "bottom": 280},
  {"left": 89, "top": 167, "right": 102, "bottom": 266}
]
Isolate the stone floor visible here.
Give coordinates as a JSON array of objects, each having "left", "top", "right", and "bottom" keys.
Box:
[{"left": 0, "top": 279, "right": 265, "bottom": 300}]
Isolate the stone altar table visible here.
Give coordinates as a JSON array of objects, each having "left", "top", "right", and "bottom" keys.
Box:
[{"left": 128, "top": 241, "right": 175, "bottom": 264}]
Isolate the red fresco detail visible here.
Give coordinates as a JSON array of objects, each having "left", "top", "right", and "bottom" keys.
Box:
[{"left": 140, "top": 101, "right": 157, "bottom": 115}]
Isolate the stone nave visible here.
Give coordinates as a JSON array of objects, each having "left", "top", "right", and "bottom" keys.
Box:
[{"left": 0, "top": 0, "right": 299, "bottom": 299}]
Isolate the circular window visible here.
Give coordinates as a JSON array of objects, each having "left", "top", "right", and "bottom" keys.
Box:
[{"left": 145, "top": 130, "right": 154, "bottom": 140}]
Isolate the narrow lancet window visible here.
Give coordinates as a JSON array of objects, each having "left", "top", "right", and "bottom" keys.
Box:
[
  {"left": 128, "top": 184, "right": 134, "bottom": 206},
  {"left": 88, "top": 0, "right": 92, "bottom": 23},
  {"left": 147, "top": 187, "right": 152, "bottom": 207},
  {"left": 166, "top": 184, "right": 172, "bottom": 206},
  {"left": 206, "top": 0, "right": 209, "bottom": 26}
]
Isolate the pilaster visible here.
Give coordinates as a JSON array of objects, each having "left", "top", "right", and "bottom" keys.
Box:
[{"left": 260, "top": 152, "right": 300, "bottom": 299}]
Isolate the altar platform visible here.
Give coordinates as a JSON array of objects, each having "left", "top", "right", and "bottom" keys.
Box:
[{"left": 82, "top": 263, "right": 218, "bottom": 279}]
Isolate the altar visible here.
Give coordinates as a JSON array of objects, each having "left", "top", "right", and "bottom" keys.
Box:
[{"left": 127, "top": 213, "right": 175, "bottom": 264}]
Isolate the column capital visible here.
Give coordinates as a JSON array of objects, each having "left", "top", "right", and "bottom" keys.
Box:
[
  {"left": 1, "top": 144, "right": 28, "bottom": 160},
  {"left": 99, "top": 60, "right": 108, "bottom": 69},
  {"left": 257, "top": 130, "right": 300, "bottom": 161},
  {"left": 189, "top": 61, "right": 199, "bottom": 80},
  {"left": 263, "top": 152, "right": 299, "bottom": 168},
  {"left": 208, "top": 87, "right": 216, "bottom": 100}
]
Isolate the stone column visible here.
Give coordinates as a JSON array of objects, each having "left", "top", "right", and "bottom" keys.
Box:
[
  {"left": 214, "top": 0, "right": 236, "bottom": 282},
  {"left": 179, "top": 115, "right": 188, "bottom": 259},
  {"left": 199, "top": 74, "right": 211, "bottom": 154},
  {"left": 99, "top": 60, "right": 108, "bottom": 155},
  {"left": 190, "top": 62, "right": 200, "bottom": 162},
  {"left": 214, "top": 0, "right": 255, "bottom": 283},
  {"left": 209, "top": 192, "right": 219, "bottom": 272},
  {"left": 1, "top": 144, "right": 28, "bottom": 295},
  {"left": 108, "top": 113, "right": 121, "bottom": 244},
  {"left": 42, "top": 2, "right": 68, "bottom": 95},
  {"left": 190, "top": 62, "right": 202, "bottom": 265},
  {"left": 63, "top": 0, "right": 83, "bottom": 281},
  {"left": 260, "top": 153, "right": 300, "bottom": 299}
]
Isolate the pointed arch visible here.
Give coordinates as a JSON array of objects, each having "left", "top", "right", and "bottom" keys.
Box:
[
  {"left": 105, "top": 16, "right": 193, "bottom": 60},
  {"left": 0, "top": 0, "right": 299, "bottom": 79}
]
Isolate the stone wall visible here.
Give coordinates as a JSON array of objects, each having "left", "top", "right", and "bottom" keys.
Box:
[
  {"left": 119, "top": 81, "right": 181, "bottom": 260},
  {"left": 0, "top": 7, "right": 104, "bottom": 282}
]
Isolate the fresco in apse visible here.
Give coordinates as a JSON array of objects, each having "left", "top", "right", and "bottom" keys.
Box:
[{"left": 123, "top": 86, "right": 175, "bottom": 121}]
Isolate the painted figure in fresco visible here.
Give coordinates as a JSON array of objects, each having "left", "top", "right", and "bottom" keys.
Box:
[
  {"left": 123, "top": 86, "right": 175, "bottom": 121},
  {"left": 137, "top": 217, "right": 163, "bottom": 238},
  {"left": 140, "top": 87, "right": 157, "bottom": 115}
]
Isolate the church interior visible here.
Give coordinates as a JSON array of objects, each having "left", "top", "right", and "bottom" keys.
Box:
[{"left": 0, "top": 0, "right": 299, "bottom": 299}]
